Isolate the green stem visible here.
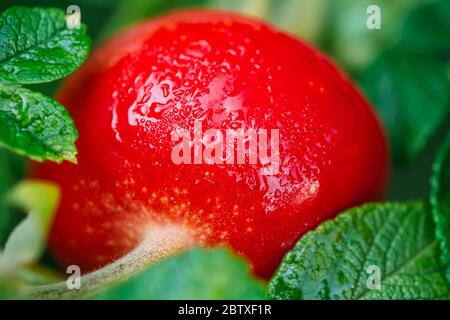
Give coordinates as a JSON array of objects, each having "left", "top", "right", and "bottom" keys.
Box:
[{"left": 27, "top": 225, "right": 193, "bottom": 299}]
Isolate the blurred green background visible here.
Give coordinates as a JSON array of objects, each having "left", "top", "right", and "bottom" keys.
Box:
[{"left": 1, "top": 0, "right": 449, "bottom": 202}]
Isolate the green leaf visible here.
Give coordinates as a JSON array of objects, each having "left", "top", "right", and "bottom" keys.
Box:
[
  {"left": 96, "top": 248, "right": 264, "bottom": 300},
  {"left": 0, "top": 7, "right": 91, "bottom": 84},
  {"left": 0, "top": 180, "right": 60, "bottom": 273},
  {"left": 431, "top": 133, "right": 450, "bottom": 281},
  {"left": 0, "top": 85, "right": 78, "bottom": 163},
  {"left": 267, "top": 202, "right": 450, "bottom": 300},
  {"left": 360, "top": 49, "right": 450, "bottom": 166}
]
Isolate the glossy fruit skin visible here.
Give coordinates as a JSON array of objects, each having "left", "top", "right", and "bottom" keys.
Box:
[{"left": 34, "top": 10, "right": 388, "bottom": 278}]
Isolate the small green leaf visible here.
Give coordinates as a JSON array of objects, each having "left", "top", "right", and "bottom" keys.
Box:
[
  {"left": 267, "top": 202, "right": 450, "bottom": 300},
  {"left": 0, "top": 180, "right": 60, "bottom": 273},
  {"left": 0, "top": 7, "right": 91, "bottom": 84},
  {"left": 360, "top": 49, "right": 449, "bottom": 166},
  {"left": 96, "top": 248, "right": 264, "bottom": 300},
  {"left": 7, "top": 180, "right": 60, "bottom": 235},
  {"left": 18, "top": 264, "right": 64, "bottom": 286},
  {"left": 431, "top": 133, "right": 450, "bottom": 281},
  {"left": 0, "top": 85, "right": 78, "bottom": 163}
]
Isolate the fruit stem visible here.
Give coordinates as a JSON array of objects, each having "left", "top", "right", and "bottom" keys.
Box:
[{"left": 27, "top": 225, "right": 192, "bottom": 299}]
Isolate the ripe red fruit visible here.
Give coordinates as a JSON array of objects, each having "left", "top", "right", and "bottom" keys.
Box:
[{"left": 34, "top": 10, "right": 388, "bottom": 278}]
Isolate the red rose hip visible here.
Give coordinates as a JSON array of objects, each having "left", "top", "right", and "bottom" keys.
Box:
[{"left": 34, "top": 10, "right": 388, "bottom": 278}]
